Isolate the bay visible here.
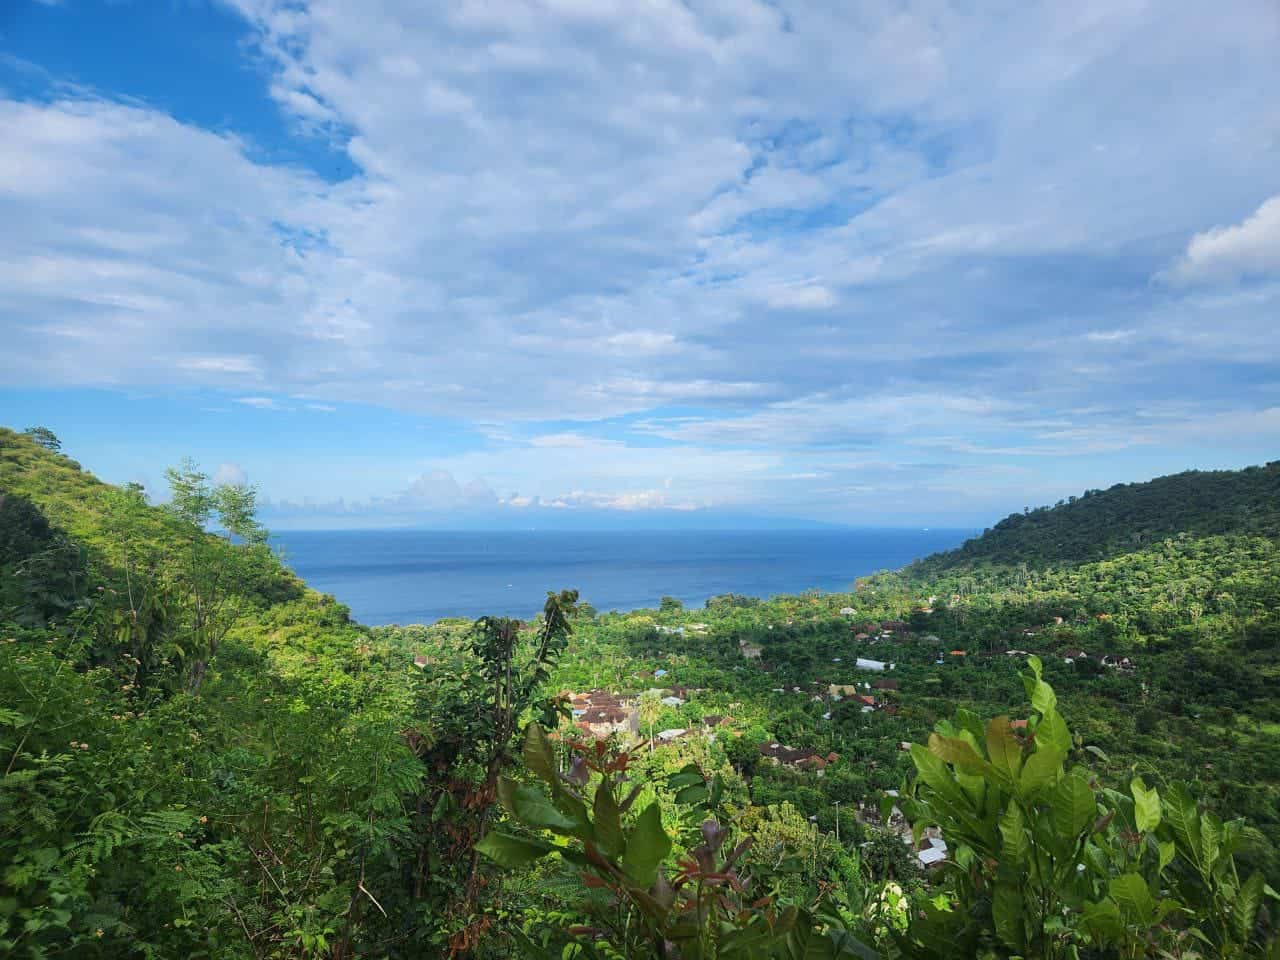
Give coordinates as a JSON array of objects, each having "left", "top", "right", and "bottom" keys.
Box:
[{"left": 272, "top": 527, "right": 976, "bottom": 626}]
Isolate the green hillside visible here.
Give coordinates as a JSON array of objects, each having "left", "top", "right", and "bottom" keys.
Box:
[
  {"left": 910, "top": 460, "right": 1280, "bottom": 574},
  {"left": 2, "top": 426, "right": 1278, "bottom": 959}
]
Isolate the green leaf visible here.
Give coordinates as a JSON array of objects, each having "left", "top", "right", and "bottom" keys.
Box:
[
  {"left": 510, "top": 783, "right": 579, "bottom": 833},
  {"left": 999, "top": 802, "right": 1028, "bottom": 864},
  {"left": 1110, "top": 873, "right": 1155, "bottom": 925},
  {"left": 622, "top": 802, "right": 671, "bottom": 888},
  {"left": 522, "top": 724, "right": 557, "bottom": 786},
  {"left": 986, "top": 717, "right": 1023, "bottom": 785},
  {"left": 1080, "top": 898, "right": 1124, "bottom": 944},
  {"left": 1157, "top": 839, "right": 1176, "bottom": 873},
  {"left": 928, "top": 733, "right": 993, "bottom": 776},
  {"left": 674, "top": 784, "right": 708, "bottom": 806},
  {"left": 475, "top": 831, "right": 556, "bottom": 868},
  {"left": 592, "top": 782, "right": 624, "bottom": 858},
  {"left": 992, "top": 878, "right": 1025, "bottom": 951},
  {"left": 910, "top": 744, "right": 968, "bottom": 809},
  {"left": 1163, "top": 782, "right": 1203, "bottom": 870},
  {"left": 1238, "top": 871, "right": 1264, "bottom": 943},
  {"left": 1019, "top": 745, "right": 1064, "bottom": 793},
  {"left": 667, "top": 764, "right": 703, "bottom": 790},
  {"left": 1130, "top": 777, "right": 1161, "bottom": 834},
  {"left": 1037, "top": 709, "right": 1072, "bottom": 756},
  {"left": 1201, "top": 810, "right": 1221, "bottom": 873},
  {"left": 1029, "top": 677, "right": 1057, "bottom": 716},
  {"left": 1052, "top": 774, "right": 1097, "bottom": 841}
]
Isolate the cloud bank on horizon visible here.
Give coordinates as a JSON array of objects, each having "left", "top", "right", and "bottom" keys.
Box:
[{"left": 2, "top": 0, "right": 1279, "bottom": 527}]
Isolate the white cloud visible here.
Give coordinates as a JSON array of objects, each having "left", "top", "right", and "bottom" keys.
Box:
[{"left": 1166, "top": 194, "right": 1280, "bottom": 285}]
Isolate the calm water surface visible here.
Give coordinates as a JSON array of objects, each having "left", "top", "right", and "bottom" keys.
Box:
[{"left": 271, "top": 528, "right": 975, "bottom": 625}]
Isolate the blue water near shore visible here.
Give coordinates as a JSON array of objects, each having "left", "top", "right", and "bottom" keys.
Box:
[{"left": 271, "top": 528, "right": 975, "bottom": 626}]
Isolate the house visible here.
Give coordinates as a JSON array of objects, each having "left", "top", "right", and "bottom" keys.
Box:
[
  {"left": 881, "top": 620, "right": 909, "bottom": 633},
  {"left": 949, "top": 650, "right": 966, "bottom": 657},
  {"left": 412, "top": 654, "right": 428, "bottom": 668},
  {"left": 795, "top": 752, "right": 840, "bottom": 775},
  {"left": 855, "top": 657, "right": 887, "bottom": 672},
  {"left": 854, "top": 632, "right": 870, "bottom": 641},
  {"left": 839, "top": 607, "right": 856, "bottom": 616},
  {"left": 656, "top": 728, "right": 687, "bottom": 743},
  {"left": 739, "top": 639, "right": 763, "bottom": 660},
  {"left": 828, "top": 683, "right": 859, "bottom": 698},
  {"left": 661, "top": 695, "right": 685, "bottom": 708},
  {"left": 759, "top": 744, "right": 839, "bottom": 775},
  {"left": 1101, "top": 655, "right": 1135, "bottom": 671},
  {"left": 917, "top": 836, "right": 948, "bottom": 867},
  {"left": 579, "top": 705, "right": 636, "bottom": 739},
  {"left": 654, "top": 668, "right": 668, "bottom": 678},
  {"left": 871, "top": 678, "right": 900, "bottom": 691},
  {"left": 1062, "top": 649, "right": 1088, "bottom": 662}
]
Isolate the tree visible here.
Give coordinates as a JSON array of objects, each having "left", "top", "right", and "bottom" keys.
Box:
[
  {"left": 163, "top": 459, "right": 269, "bottom": 691},
  {"left": 21, "top": 426, "right": 60, "bottom": 451},
  {"left": 893, "top": 656, "right": 1278, "bottom": 959},
  {"left": 638, "top": 689, "right": 662, "bottom": 751},
  {"left": 478, "top": 727, "right": 876, "bottom": 958}
]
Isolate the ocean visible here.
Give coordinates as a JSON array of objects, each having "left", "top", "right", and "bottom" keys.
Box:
[{"left": 270, "top": 527, "right": 975, "bottom": 626}]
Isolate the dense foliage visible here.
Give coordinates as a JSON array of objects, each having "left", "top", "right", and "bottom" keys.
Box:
[
  {"left": 2, "top": 426, "right": 1278, "bottom": 958},
  {"left": 913, "top": 462, "right": 1280, "bottom": 572}
]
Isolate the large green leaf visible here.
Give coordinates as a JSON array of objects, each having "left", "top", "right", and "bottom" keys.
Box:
[
  {"left": 1201, "top": 810, "right": 1222, "bottom": 874},
  {"left": 622, "top": 802, "right": 671, "bottom": 888},
  {"left": 1036, "top": 709, "right": 1072, "bottom": 756},
  {"left": 1130, "top": 777, "right": 1161, "bottom": 834},
  {"left": 1163, "top": 781, "right": 1203, "bottom": 871},
  {"left": 1080, "top": 898, "right": 1124, "bottom": 944},
  {"left": 1238, "top": 871, "right": 1264, "bottom": 943},
  {"left": 929, "top": 733, "right": 993, "bottom": 776},
  {"left": 986, "top": 717, "right": 1023, "bottom": 785},
  {"left": 592, "top": 782, "right": 624, "bottom": 858},
  {"left": 910, "top": 743, "right": 968, "bottom": 809},
  {"left": 522, "top": 723, "right": 557, "bottom": 786},
  {"left": 1052, "top": 774, "right": 1097, "bottom": 841},
  {"left": 992, "top": 878, "right": 1025, "bottom": 951},
  {"left": 510, "top": 782, "right": 579, "bottom": 832},
  {"left": 1110, "top": 873, "right": 1155, "bottom": 925},
  {"left": 1019, "top": 745, "right": 1064, "bottom": 793},
  {"left": 999, "top": 802, "right": 1028, "bottom": 865},
  {"left": 1029, "top": 677, "right": 1057, "bottom": 716},
  {"left": 475, "top": 830, "right": 556, "bottom": 868}
]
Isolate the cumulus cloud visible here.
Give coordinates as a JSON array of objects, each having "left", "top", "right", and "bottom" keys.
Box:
[{"left": 1166, "top": 194, "right": 1280, "bottom": 285}]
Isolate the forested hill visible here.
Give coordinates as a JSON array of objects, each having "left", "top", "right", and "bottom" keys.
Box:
[{"left": 909, "top": 460, "right": 1280, "bottom": 574}]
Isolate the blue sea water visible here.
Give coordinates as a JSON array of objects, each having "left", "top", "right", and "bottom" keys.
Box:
[{"left": 271, "top": 528, "right": 976, "bottom": 626}]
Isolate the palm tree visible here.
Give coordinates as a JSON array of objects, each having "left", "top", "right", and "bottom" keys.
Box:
[{"left": 637, "top": 690, "right": 662, "bottom": 752}]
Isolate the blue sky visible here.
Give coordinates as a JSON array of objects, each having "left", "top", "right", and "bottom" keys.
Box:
[{"left": 2, "top": 0, "right": 1279, "bottom": 529}]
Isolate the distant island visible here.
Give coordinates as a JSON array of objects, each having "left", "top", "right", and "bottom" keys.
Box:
[{"left": 2, "top": 425, "right": 1277, "bottom": 957}]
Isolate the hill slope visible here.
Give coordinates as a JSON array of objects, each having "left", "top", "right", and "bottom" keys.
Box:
[{"left": 909, "top": 460, "right": 1280, "bottom": 574}]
